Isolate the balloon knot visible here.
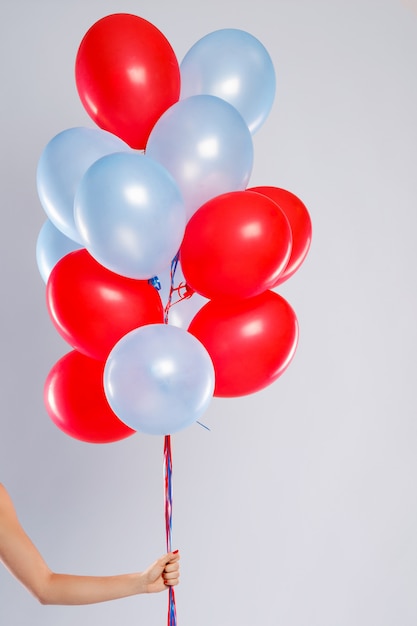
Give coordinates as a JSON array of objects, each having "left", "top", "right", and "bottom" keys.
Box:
[{"left": 148, "top": 276, "right": 161, "bottom": 290}]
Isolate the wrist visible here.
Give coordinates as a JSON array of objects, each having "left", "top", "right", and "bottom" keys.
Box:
[{"left": 133, "top": 572, "right": 148, "bottom": 595}]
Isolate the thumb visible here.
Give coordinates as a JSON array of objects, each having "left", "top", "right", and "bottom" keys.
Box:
[{"left": 159, "top": 550, "right": 180, "bottom": 566}]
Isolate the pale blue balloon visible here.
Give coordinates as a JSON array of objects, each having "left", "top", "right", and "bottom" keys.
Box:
[
  {"left": 104, "top": 324, "right": 215, "bottom": 435},
  {"left": 36, "top": 219, "right": 82, "bottom": 283},
  {"left": 37, "top": 127, "right": 132, "bottom": 243},
  {"left": 74, "top": 152, "right": 186, "bottom": 279},
  {"left": 146, "top": 95, "right": 253, "bottom": 219},
  {"left": 180, "top": 29, "right": 276, "bottom": 135}
]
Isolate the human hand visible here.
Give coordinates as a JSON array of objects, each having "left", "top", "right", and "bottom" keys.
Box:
[{"left": 141, "top": 550, "right": 180, "bottom": 594}]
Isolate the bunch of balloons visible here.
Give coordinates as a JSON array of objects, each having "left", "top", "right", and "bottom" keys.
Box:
[{"left": 36, "top": 13, "right": 312, "bottom": 444}]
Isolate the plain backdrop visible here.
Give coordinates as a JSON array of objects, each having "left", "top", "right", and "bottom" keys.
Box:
[{"left": 0, "top": 1, "right": 416, "bottom": 625}]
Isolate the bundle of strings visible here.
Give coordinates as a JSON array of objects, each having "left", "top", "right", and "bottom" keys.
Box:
[
  {"left": 161, "top": 253, "right": 206, "bottom": 625},
  {"left": 162, "top": 255, "right": 182, "bottom": 626},
  {"left": 164, "top": 435, "right": 176, "bottom": 626},
  {"left": 163, "top": 253, "right": 194, "bottom": 323}
]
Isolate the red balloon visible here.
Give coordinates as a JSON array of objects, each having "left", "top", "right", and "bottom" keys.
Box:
[
  {"left": 47, "top": 249, "right": 164, "bottom": 360},
  {"left": 180, "top": 191, "right": 292, "bottom": 300},
  {"left": 188, "top": 290, "right": 298, "bottom": 397},
  {"left": 44, "top": 350, "right": 135, "bottom": 443},
  {"left": 75, "top": 14, "right": 180, "bottom": 149},
  {"left": 249, "top": 186, "right": 312, "bottom": 285}
]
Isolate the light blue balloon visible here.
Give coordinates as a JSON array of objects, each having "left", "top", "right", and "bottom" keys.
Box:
[
  {"left": 180, "top": 29, "right": 276, "bottom": 135},
  {"left": 104, "top": 324, "right": 215, "bottom": 435},
  {"left": 146, "top": 95, "right": 253, "bottom": 219},
  {"left": 74, "top": 152, "right": 186, "bottom": 279},
  {"left": 36, "top": 219, "right": 82, "bottom": 283},
  {"left": 37, "top": 127, "right": 132, "bottom": 243}
]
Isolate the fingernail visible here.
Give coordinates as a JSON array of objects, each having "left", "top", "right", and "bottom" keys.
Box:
[{"left": 173, "top": 549, "right": 179, "bottom": 554}]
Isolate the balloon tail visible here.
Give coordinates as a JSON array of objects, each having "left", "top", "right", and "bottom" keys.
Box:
[
  {"left": 148, "top": 276, "right": 162, "bottom": 290},
  {"left": 164, "top": 435, "right": 177, "bottom": 626}
]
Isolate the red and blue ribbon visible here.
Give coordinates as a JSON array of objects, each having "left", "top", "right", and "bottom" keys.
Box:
[{"left": 164, "top": 435, "right": 177, "bottom": 626}]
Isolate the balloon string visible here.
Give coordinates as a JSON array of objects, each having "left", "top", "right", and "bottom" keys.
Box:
[
  {"left": 163, "top": 253, "right": 194, "bottom": 323},
  {"left": 164, "top": 435, "right": 177, "bottom": 626},
  {"left": 163, "top": 256, "right": 178, "bottom": 625},
  {"left": 163, "top": 253, "right": 179, "bottom": 323},
  {"left": 169, "top": 282, "right": 195, "bottom": 307},
  {"left": 162, "top": 255, "right": 205, "bottom": 625},
  {"left": 163, "top": 254, "right": 210, "bottom": 433},
  {"left": 161, "top": 256, "right": 209, "bottom": 624}
]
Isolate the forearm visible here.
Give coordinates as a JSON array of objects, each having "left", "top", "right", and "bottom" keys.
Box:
[
  {"left": 36, "top": 570, "right": 147, "bottom": 605},
  {"left": 0, "top": 485, "right": 179, "bottom": 606}
]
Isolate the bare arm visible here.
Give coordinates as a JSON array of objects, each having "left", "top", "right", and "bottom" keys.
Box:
[{"left": 0, "top": 484, "right": 180, "bottom": 605}]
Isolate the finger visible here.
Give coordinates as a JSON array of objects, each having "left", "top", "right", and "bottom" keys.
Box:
[
  {"left": 164, "top": 569, "right": 180, "bottom": 579},
  {"left": 163, "top": 571, "right": 180, "bottom": 580},
  {"left": 158, "top": 550, "right": 180, "bottom": 567},
  {"left": 167, "top": 550, "right": 180, "bottom": 562},
  {"left": 157, "top": 554, "right": 174, "bottom": 569},
  {"left": 164, "top": 576, "right": 180, "bottom": 586},
  {"left": 164, "top": 562, "right": 179, "bottom": 572}
]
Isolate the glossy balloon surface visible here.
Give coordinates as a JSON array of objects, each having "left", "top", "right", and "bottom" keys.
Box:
[
  {"left": 188, "top": 291, "right": 298, "bottom": 397},
  {"left": 146, "top": 95, "right": 253, "bottom": 219},
  {"left": 181, "top": 28, "right": 276, "bottom": 134},
  {"left": 46, "top": 250, "right": 164, "bottom": 360},
  {"left": 249, "top": 186, "right": 312, "bottom": 285},
  {"left": 44, "top": 350, "right": 135, "bottom": 443},
  {"left": 75, "top": 13, "right": 180, "bottom": 149},
  {"left": 36, "top": 219, "right": 82, "bottom": 283},
  {"left": 104, "top": 324, "right": 215, "bottom": 435},
  {"left": 74, "top": 152, "right": 186, "bottom": 279},
  {"left": 37, "top": 126, "right": 131, "bottom": 242},
  {"left": 180, "top": 191, "right": 292, "bottom": 299}
]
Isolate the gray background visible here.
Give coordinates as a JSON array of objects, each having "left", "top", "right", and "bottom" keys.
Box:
[{"left": 1, "top": 0, "right": 416, "bottom": 624}]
